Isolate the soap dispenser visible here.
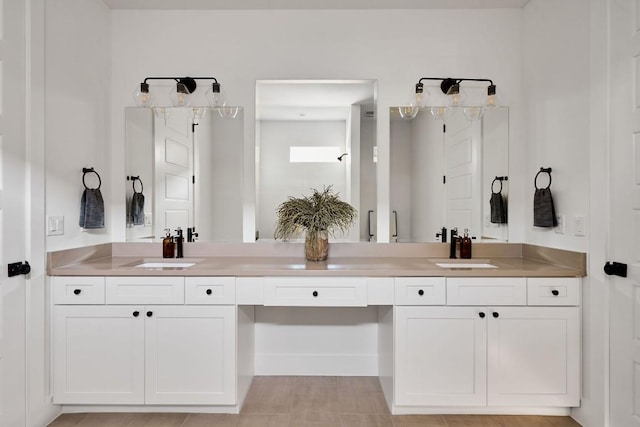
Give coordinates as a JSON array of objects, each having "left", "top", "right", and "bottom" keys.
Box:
[
  {"left": 162, "top": 229, "right": 175, "bottom": 258},
  {"left": 460, "top": 228, "right": 472, "bottom": 259}
]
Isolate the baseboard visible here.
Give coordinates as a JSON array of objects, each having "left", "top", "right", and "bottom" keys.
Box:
[{"left": 255, "top": 353, "right": 378, "bottom": 376}]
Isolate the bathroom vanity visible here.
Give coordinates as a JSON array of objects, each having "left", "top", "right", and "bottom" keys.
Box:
[{"left": 47, "top": 242, "right": 584, "bottom": 416}]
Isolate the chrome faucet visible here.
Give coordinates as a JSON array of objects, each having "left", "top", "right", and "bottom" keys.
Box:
[{"left": 449, "top": 228, "right": 459, "bottom": 259}]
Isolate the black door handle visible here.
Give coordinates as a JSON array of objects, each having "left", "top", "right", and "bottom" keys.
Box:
[
  {"left": 206, "top": 289, "right": 212, "bottom": 295},
  {"left": 492, "top": 312, "right": 499, "bottom": 318},
  {"left": 312, "top": 291, "right": 319, "bottom": 297},
  {"left": 604, "top": 261, "right": 627, "bottom": 277},
  {"left": 551, "top": 289, "right": 559, "bottom": 296},
  {"left": 8, "top": 261, "right": 30, "bottom": 277},
  {"left": 73, "top": 289, "right": 82, "bottom": 295},
  {"left": 133, "top": 311, "right": 139, "bottom": 317},
  {"left": 479, "top": 312, "right": 485, "bottom": 318},
  {"left": 146, "top": 311, "right": 153, "bottom": 317},
  {"left": 418, "top": 289, "right": 424, "bottom": 296}
]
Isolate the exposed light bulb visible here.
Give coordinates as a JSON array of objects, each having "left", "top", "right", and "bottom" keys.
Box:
[
  {"left": 206, "top": 82, "right": 226, "bottom": 107},
  {"left": 218, "top": 106, "right": 239, "bottom": 119},
  {"left": 462, "top": 106, "right": 485, "bottom": 121},
  {"left": 482, "top": 84, "right": 500, "bottom": 108},
  {"left": 429, "top": 106, "right": 450, "bottom": 121},
  {"left": 170, "top": 82, "right": 191, "bottom": 107},
  {"left": 133, "top": 82, "right": 154, "bottom": 107},
  {"left": 398, "top": 106, "right": 419, "bottom": 120}
]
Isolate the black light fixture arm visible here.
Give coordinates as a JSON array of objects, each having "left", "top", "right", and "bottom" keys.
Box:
[
  {"left": 139, "top": 76, "right": 220, "bottom": 94},
  {"left": 415, "top": 77, "right": 495, "bottom": 95}
]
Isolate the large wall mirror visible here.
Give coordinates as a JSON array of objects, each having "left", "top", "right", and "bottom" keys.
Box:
[
  {"left": 255, "top": 80, "right": 377, "bottom": 242},
  {"left": 390, "top": 106, "right": 509, "bottom": 242},
  {"left": 125, "top": 106, "right": 244, "bottom": 242}
]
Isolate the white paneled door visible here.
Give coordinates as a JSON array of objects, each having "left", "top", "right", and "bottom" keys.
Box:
[
  {"left": 0, "top": 0, "right": 27, "bottom": 425},
  {"left": 609, "top": 0, "right": 640, "bottom": 425}
]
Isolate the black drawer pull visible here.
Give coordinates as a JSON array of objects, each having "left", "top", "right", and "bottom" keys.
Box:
[
  {"left": 133, "top": 311, "right": 139, "bottom": 317},
  {"left": 418, "top": 289, "right": 424, "bottom": 296},
  {"left": 206, "top": 289, "right": 212, "bottom": 295},
  {"left": 551, "top": 289, "right": 559, "bottom": 296},
  {"left": 146, "top": 311, "right": 153, "bottom": 317},
  {"left": 492, "top": 312, "right": 499, "bottom": 318},
  {"left": 479, "top": 312, "right": 485, "bottom": 318},
  {"left": 312, "top": 291, "right": 318, "bottom": 297},
  {"left": 73, "top": 289, "right": 81, "bottom": 295}
]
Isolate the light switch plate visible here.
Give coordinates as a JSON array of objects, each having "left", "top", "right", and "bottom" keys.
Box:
[
  {"left": 554, "top": 214, "right": 565, "bottom": 234},
  {"left": 144, "top": 213, "right": 152, "bottom": 227},
  {"left": 574, "top": 215, "right": 586, "bottom": 236},
  {"left": 47, "top": 216, "right": 64, "bottom": 236}
]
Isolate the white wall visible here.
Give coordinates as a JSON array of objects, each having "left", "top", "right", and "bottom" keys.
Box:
[
  {"left": 523, "top": 0, "right": 590, "bottom": 252},
  {"left": 109, "top": 8, "right": 525, "bottom": 243},
  {"left": 45, "top": 0, "right": 111, "bottom": 251},
  {"left": 258, "top": 120, "right": 347, "bottom": 240}
]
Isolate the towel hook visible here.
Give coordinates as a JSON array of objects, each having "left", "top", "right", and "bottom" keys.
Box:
[
  {"left": 534, "top": 167, "right": 552, "bottom": 190},
  {"left": 491, "top": 176, "right": 508, "bottom": 194},
  {"left": 129, "top": 176, "right": 144, "bottom": 194},
  {"left": 82, "top": 167, "right": 102, "bottom": 190}
]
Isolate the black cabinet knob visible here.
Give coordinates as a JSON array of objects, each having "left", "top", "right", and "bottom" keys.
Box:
[
  {"left": 551, "top": 289, "right": 559, "bottom": 296},
  {"left": 479, "top": 312, "right": 486, "bottom": 318},
  {"left": 133, "top": 311, "right": 139, "bottom": 317},
  {"left": 312, "top": 291, "right": 318, "bottom": 297},
  {"left": 146, "top": 311, "right": 153, "bottom": 317},
  {"left": 206, "top": 289, "right": 212, "bottom": 295},
  {"left": 418, "top": 289, "right": 424, "bottom": 296},
  {"left": 492, "top": 312, "right": 499, "bottom": 318},
  {"left": 73, "top": 289, "right": 81, "bottom": 295}
]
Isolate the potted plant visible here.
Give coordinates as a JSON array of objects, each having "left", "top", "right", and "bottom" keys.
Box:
[{"left": 274, "top": 186, "right": 357, "bottom": 261}]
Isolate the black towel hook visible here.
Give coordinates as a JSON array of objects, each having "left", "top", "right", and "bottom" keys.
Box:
[
  {"left": 129, "top": 176, "right": 144, "bottom": 194},
  {"left": 491, "top": 176, "right": 508, "bottom": 194},
  {"left": 82, "top": 167, "right": 102, "bottom": 190},
  {"left": 534, "top": 167, "right": 552, "bottom": 190}
]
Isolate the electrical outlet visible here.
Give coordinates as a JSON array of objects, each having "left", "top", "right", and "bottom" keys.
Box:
[
  {"left": 144, "top": 213, "right": 153, "bottom": 227},
  {"left": 574, "top": 215, "right": 586, "bottom": 236},
  {"left": 554, "top": 214, "right": 565, "bottom": 234},
  {"left": 47, "top": 216, "right": 64, "bottom": 236}
]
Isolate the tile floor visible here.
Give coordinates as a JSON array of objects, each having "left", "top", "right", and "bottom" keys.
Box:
[{"left": 48, "top": 376, "right": 582, "bottom": 427}]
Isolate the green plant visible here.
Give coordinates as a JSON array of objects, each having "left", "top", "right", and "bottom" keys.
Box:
[{"left": 274, "top": 186, "right": 357, "bottom": 240}]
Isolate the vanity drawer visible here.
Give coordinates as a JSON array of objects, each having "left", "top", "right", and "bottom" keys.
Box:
[
  {"left": 394, "top": 277, "right": 446, "bottom": 305},
  {"left": 527, "top": 278, "right": 581, "bottom": 306},
  {"left": 52, "top": 276, "right": 105, "bottom": 305},
  {"left": 106, "top": 277, "right": 184, "bottom": 304},
  {"left": 264, "top": 277, "right": 367, "bottom": 307},
  {"left": 446, "top": 278, "right": 527, "bottom": 306},
  {"left": 185, "top": 277, "right": 235, "bottom": 305}
]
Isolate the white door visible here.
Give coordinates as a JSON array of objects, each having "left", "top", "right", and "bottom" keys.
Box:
[
  {"left": 487, "top": 306, "right": 580, "bottom": 407},
  {"left": 144, "top": 305, "right": 236, "bottom": 405},
  {"left": 609, "top": 0, "right": 640, "bottom": 425},
  {"left": 0, "top": 0, "right": 28, "bottom": 425},
  {"left": 154, "top": 108, "right": 193, "bottom": 237},
  {"left": 52, "top": 306, "right": 145, "bottom": 404},
  {"left": 394, "top": 306, "right": 486, "bottom": 406},
  {"left": 444, "top": 109, "right": 481, "bottom": 236}
]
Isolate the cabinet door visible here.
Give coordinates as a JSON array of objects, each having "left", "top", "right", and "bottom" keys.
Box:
[
  {"left": 144, "top": 305, "right": 237, "bottom": 404},
  {"left": 487, "top": 306, "right": 580, "bottom": 406},
  {"left": 52, "top": 306, "right": 145, "bottom": 404},
  {"left": 394, "top": 306, "right": 487, "bottom": 406}
]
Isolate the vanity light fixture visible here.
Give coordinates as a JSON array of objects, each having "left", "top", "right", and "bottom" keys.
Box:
[
  {"left": 133, "top": 76, "right": 225, "bottom": 108},
  {"left": 402, "top": 77, "right": 499, "bottom": 121}
]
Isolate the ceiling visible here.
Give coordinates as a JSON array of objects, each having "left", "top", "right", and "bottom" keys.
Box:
[{"left": 103, "top": 0, "right": 529, "bottom": 10}]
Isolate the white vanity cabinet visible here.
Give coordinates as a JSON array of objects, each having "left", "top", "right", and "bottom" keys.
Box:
[
  {"left": 394, "top": 277, "right": 580, "bottom": 409},
  {"left": 52, "top": 276, "right": 236, "bottom": 406}
]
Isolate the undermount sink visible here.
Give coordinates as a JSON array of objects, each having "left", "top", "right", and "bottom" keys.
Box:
[
  {"left": 435, "top": 262, "right": 498, "bottom": 269},
  {"left": 134, "top": 262, "right": 196, "bottom": 268}
]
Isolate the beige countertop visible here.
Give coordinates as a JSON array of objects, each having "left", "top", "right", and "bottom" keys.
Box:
[{"left": 47, "top": 242, "right": 586, "bottom": 277}]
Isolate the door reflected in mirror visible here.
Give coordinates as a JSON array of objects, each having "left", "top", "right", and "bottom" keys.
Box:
[
  {"left": 390, "top": 106, "right": 508, "bottom": 242},
  {"left": 255, "top": 80, "right": 377, "bottom": 242},
  {"left": 125, "top": 106, "right": 244, "bottom": 242}
]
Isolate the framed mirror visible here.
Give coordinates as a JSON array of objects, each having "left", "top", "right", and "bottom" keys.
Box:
[
  {"left": 390, "top": 106, "right": 509, "bottom": 242},
  {"left": 255, "top": 80, "right": 377, "bottom": 242},
  {"left": 125, "top": 106, "right": 244, "bottom": 242}
]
